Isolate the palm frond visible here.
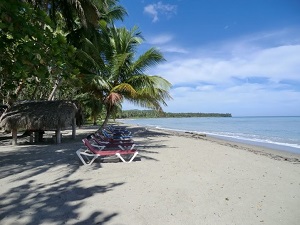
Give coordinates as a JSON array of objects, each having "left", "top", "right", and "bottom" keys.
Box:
[
  {"left": 127, "top": 75, "right": 172, "bottom": 90},
  {"left": 131, "top": 48, "right": 165, "bottom": 74},
  {"left": 110, "top": 52, "right": 132, "bottom": 79},
  {"left": 123, "top": 74, "right": 172, "bottom": 110},
  {"left": 104, "top": 5, "right": 127, "bottom": 22},
  {"left": 109, "top": 26, "right": 143, "bottom": 54},
  {"left": 75, "top": 49, "right": 100, "bottom": 70},
  {"left": 127, "top": 97, "right": 163, "bottom": 111},
  {"left": 111, "top": 83, "right": 137, "bottom": 97}
]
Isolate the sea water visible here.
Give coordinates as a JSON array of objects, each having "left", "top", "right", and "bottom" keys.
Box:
[{"left": 122, "top": 117, "right": 300, "bottom": 154}]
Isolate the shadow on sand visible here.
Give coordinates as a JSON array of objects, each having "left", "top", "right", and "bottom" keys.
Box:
[
  {"left": 0, "top": 127, "right": 124, "bottom": 224},
  {"left": 0, "top": 179, "right": 123, "bottom": 224},
  {"left": 0, "top": 125, "right": 174, "bottom": 223}
]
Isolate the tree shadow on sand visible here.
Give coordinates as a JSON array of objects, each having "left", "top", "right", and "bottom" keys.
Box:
[
  {"left": 0, "top": 127, "right": 125, "bottom": 224},
  {"left": 0, "top": 126, "right": 179, "bottom": 223},
  {"left": 0, "top": 178, "right": 123, "bottom": 224},
  {"left": 0, "top": 142, "right": 124, "bottom": 224},
  {"left": 0, "top": 126, "right": 170, "bottom": 180},
  {"left": 0, "top": 140, "right": 84, "bottom": 180},
  {"left": 129, "top": 127, "right": 171, "bottom": 138},
  {"left": 128, "top": 127, "right": 174, "bottom": 162}
]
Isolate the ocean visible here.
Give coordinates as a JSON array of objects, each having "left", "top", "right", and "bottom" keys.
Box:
[{"left": 121, "top": 116, "right": 300, "bottom": 154}]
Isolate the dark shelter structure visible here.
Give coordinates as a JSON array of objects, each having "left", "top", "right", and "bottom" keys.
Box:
[{"left": 0, "top": 101, "right": 77, "bottom": 145}]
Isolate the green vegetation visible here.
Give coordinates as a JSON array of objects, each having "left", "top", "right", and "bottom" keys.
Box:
[
  {"left": 119, "top": 110, "right": 232, "bottom": 118},
  {"left": 0, "top": 0, "right": 172, "bottom": 126}
]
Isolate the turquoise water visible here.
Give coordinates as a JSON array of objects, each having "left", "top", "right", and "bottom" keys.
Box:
[{"left": 122, "top": 117, "right": 300, "bottom": 154}]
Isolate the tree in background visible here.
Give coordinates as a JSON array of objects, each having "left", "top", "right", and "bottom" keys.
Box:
[
  {"left": 0, "top": 0, "right": 77, "bottom": 105},
  {"left": 0, "top": 0, "right": 172, "bottom": 126}
]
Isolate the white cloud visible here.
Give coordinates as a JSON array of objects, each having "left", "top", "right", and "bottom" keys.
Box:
[
  {"left": 123, "top": 29, "right": 300, "bottom": 116},
  {"left": 145, "top": 31, "right": 300, "bottom": 116},
  {"left": 196, "top": 85, "right": 215, "bottom": 92},
  {"left": 166, "top": 84, "right": 300, "bottom": 116},
  {"left": 144, "top": 4, "right": 159, "bottom": 22},
  {"left": 158, "top": 45, "right": 189, "bottom": 54},
  {"left": 154, "top": 44, "right": 300, "bottom": 86},
  {"left": 147, "top": 34, "right": 173, "bottom": 45},
  {"left": 144, "top": 2, "right": 177, "bottom": 23},
  {"left": 146, "top": 34, "right": 188, "bottom": 53}
]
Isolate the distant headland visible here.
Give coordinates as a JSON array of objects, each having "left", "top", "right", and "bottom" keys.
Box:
[{"left": 120, "top": 110, "right": 232, "bottom": 118}]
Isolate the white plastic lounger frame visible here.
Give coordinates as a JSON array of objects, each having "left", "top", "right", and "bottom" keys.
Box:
[
  {"left": 76, "top": 148, "right": 98, "bottom": 166},
  {"left": 76, "top": 148, "right": 139, "bottom": 166}
]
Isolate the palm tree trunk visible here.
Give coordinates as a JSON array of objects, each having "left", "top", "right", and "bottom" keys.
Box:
[
  {"left": 15, "top": 80, "right": 23, "bottom": 96},
  {"left": 101, "top": 105, "right": 112, "bottom": 129},
  {"left": 48, "top": 75, "right": 61, "bottom": 100},
  {"left": 93, "top": 115, "right": 97, "bottom": 125},
  {"left": 31, "top": 77, "right": 40, "bottom": 100}
]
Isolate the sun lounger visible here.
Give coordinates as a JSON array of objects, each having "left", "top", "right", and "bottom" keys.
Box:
[
  {"left": 93, "top": 131, "right": 134, "bottom": 144},
  {"left": 76, "top": 138, "right": 138, "bottom": 165},
  {"left": 105, "top": 125, "right": 132, "bottom": 136},
  {"left": 89, "top": 134, "right": 136, "bottom": 150},
  {"left": 102, "top": 129, "right": 133, "bottom": 140}
]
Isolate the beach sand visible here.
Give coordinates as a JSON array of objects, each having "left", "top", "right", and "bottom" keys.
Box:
[{"left": 0, "top": 125, "right": 299, "bottom": 225}]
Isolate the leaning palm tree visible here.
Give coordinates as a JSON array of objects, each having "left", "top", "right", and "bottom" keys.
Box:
[{"left": 99, "top": 26, "right": 172, "bottom": 127}]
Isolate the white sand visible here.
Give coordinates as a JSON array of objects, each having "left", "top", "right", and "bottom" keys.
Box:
[{"left": 0, "top": 125, "right": 299, "bottom": 225}]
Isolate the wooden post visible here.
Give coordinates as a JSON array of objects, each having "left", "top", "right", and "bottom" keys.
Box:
[
  {"left": 34, "top": 131, "right": 39, "bottom": 142},
  {"left": 72, "top": 117, "right": 76, "bottom": 139},
  {"left": 12, "top": 129, "right": 17, "bottom": 145},
  {"left": 38, "top": 131, "right": 44, "bottom": 142},
  {"left": 29, "top": 131, "right": 34, "bottom": 143},
  {"left": 56, "top": 128, "right": 61, "bottom": 144}
]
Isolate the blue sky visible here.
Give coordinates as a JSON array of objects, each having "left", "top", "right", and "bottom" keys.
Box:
[{"left": 119, "top": 0, "right": 300, "bottom": 116}]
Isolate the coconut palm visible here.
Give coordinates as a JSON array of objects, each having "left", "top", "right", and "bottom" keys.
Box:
[
  {"left": 99, "top": 25, "right": 172, "bottom": 127},
  {"left": 65, "top": 1, "right": 128, "bottom": 124}
]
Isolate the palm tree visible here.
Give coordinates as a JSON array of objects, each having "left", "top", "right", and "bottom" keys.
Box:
[
  {"left": 15, "top": 0, "right": 171, "bottom": 127},
  {"left": 22, "top": 0, "right": 127, "bottom": 103},
  {"left": 65, "top": 1, "right": 128, "bottom": 124},
  {"left": 99, "top": 26, "right": 172, "bottom": 127}
]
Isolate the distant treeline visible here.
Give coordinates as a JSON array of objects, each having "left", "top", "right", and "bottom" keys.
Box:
[{"left": 119, "top": 110, "right": 232, "bottom": 118}]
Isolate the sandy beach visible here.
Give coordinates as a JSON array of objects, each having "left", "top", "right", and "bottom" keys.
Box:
[{"left": 0, "top": 124, "right": 300, "bottom": 225}]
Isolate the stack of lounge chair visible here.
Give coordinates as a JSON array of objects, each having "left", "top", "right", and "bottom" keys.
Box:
[{"left": 76, "top": 125, "right": 139, "bottom": 166}]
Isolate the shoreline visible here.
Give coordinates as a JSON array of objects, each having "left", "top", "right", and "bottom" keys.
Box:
[
  {"left": 1, "top": 124, "right": 300, "bottom": 224},
  {"left": 1, "top": 123, "right": 299, "bottom": 163},
  {"left": 207, "top": 133, "right": 300, "bottom": 155},
  {"left": 117, "top": 116, "right": 300, "bottom": 155},
  {"left": 135, "top": 125, "right": 300, "bottom": 164},
  {"left": 148, "top": 128, "right": 300, "bottom": 163}
]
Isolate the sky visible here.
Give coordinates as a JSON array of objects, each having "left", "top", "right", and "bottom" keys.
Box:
[{"left": 118, "top": 0, "right": 300, "bottom": 116}]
